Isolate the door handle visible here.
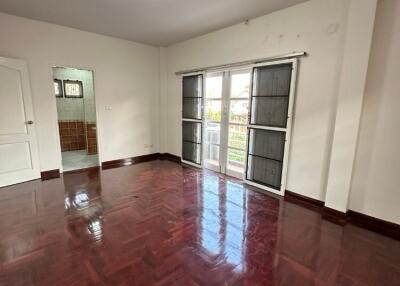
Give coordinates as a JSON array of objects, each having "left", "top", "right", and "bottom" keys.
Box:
[{"left": 25, "top": 120, "right": 34, "bottom": 125}]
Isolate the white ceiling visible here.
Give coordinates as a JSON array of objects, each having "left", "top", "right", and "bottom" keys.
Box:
[{"left": 0, "top": 0, "right": 309, "bottom": 46}]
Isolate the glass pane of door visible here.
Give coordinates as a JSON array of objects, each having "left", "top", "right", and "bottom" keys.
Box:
[
  {"left": 250, "top": 64, "right": 291, "bottom": 127},
  {"left": 182, "top": 121, "right": 202, "bottom": 164},
  {"left": 183, "top": 75, "right": 203, "bottom": 120},
  {"left": 230, "top": 72, "right": 251, "bottom": 98},
  {"left": 226, "top": 70, "right": 251, "bottom": 178},
  {"left": 246, "top": 128, "right": 285, "bottom": 189},
  {"left": 204, "top": 74, "right": 223, "bottom": 171},
  {"left": 204, "top": 122, "right": 220, "bottom": 167},
  {"left": 228, "top": 125, "right": 247, "bottom": 150},
  {"left": 229, "top": 100, "right": 248, "bottom": 124}
]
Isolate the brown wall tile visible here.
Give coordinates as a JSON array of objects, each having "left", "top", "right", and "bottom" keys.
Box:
[{"left": 58, "top": 120, "right": 87, "bottom": 152}]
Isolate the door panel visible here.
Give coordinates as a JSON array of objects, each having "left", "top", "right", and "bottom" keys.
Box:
[
  {"left": 204, "top": 122, "right": 221, "bottom": 145},
  {"left": 182, "top": 74, "right": 203, "bottom": 120},
  {"left": 229, "top": 100, "right": 248, "bottom": 124},
  {"left": 182, "top": 121, "right": 202, "bottom": 164},
  {"left": 204, "top": 143, "right": 220, "bottom": 167},
  {"left": 204, "top": 73, "right": 223, "bottom": 171},
  {"left": 250, "top": 97, "right": 289, "bottom": 127},
  {"left": 0, "top": 142, "right": 32, "bottom": 173},
  {"left": 204, "top": 100, "right": 222, "bottom": 122},
  {"left": 0, "top": 65, "right": 27, "bottom": 135},
  {"left": 230, "top": 72, "right": 251, "bottom": 98},
  {"left": 183, "top": 97, "right": 202, "bottom": 120},
  {"left": 182, "top": 121, "right": 202, "bottom": 143},
  {"left": 225, "top": 70, "right": 251, "bottom": 178},
  {"left": 228, "top": 125, "right": 247, "bottom": 150},
  {"left": 183, "top": 75, "right": 202, "bottom": 98},
  {"left": 182, "top": 141, "right": 201, "bottom": 165},
  {"left": 182, "top": 74, "right": 203, "bottom": 166},
  {"left": 247, "top": 129, "right": 285, "bottom": 161},
  {"left": 245, "top": 61, "right": 296, "bottom": 194},
  {"left": 246, "top": 128, "right": 285, "bottom": 189},
  {"left": 246, "top": 155, "right": 282, "bottom": 189},
  {"left": 0, "top": 57, "right": 41, "bottom": 187},
  {"left": 227, "top": 148, "right": 246, "bottom": 173},
  {"left": 255, "top": 65, "right": 291, "bottom": 96},
  {"left": 203, "top": 69, "right": 251, "bottom": 178}
]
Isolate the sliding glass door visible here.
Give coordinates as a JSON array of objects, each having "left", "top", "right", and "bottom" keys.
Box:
[
  {"left": 181, "top": 59, "right": 298, "bottom": 196},
  {"left": 203, "top": 69, "right": 251, "bottom": 179},
  {"left": 245, "top": 59, "right": 297, "bottom": 195},
  {"left": 226, "top": 70, "right": 251, "bottom": 178},
  {"left": 182, "top": 74, "right": 203, "bottom": 166}
]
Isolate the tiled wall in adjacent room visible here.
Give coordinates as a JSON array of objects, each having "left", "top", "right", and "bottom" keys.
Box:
[
  {"left": 58, "top": 121, "right": 86, "bottom": 151},
  {"left": 54, "top": 67, "right": 98, "bottom": 155},
  {"left": 86, "top": 122, "right": 98, "bottom": 155},
  {"left": 56, "top": 98, "right": 85, "bottom": 121}
]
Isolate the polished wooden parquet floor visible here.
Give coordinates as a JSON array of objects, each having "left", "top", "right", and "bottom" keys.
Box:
[{"left": 0, "top": 160, "right": 399, "bottom": 286}]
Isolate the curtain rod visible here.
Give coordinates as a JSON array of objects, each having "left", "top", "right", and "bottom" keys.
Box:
[{"left": 175, "top": 51, "right": 307, "bottom": 75}]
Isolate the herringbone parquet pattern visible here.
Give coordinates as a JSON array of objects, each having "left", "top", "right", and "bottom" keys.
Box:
[{"left": 0, "top": 160, "right": 399, "bottom": 286}]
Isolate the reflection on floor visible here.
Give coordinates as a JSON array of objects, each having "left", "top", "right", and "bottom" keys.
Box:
[
  {"left": 62, "top": 150, "right": 98, "bottom": 172},
  {"left": 0, "top": 160, "right": 398, "bottom": 285}
]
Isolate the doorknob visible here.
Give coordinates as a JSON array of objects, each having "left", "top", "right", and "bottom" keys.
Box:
[{"left": 25, "top": 120, "right": 34, "bottom": 125}]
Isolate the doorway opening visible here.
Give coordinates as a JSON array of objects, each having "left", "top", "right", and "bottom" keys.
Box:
[
  {"left": 53, "top": 67, "right": 99, "bottom": 172},
  {"left": 203, "top": 69, "right": 251, "bottom": 179}
]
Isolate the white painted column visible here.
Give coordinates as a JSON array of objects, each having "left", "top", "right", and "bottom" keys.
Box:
[
  {"left": 158, "top": 47, "right": 168, "bottom": 154},
  {"left": 324, "top": 0, "right": 378, "bottom": 212}
]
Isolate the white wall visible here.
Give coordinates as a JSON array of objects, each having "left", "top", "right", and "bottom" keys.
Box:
[
  {"left": 324, "top": 0, "right": 377, "bottom": 213},
  {"left": 349, "top": 0, "right": 400, "bottom": 224},
  {"left": 163, "top": 0, "right": 352, "bottom": 201},
  {"left": 0, "top": 12, "right": 160, "bottom": 171}
]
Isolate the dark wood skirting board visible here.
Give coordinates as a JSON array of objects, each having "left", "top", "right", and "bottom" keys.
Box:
[
  {"left": 284, "top": 189, "right": 399, "bottom": 240},
  {"left": 40, "top": 169, "right": 60, "bottom": 180},
  {"left": 40, "top": 153, "right": 181, "bottom": 179},
  {"left": 63, "top": 166, "right": 100, "bottom": 174},
  {"left": 102, "top": 153, "right": 161, "bottom": 169},
  {"left": 347, "top": 210, "right": 400, "bottom": 240},
  {"left": 284, "top": 190, "right": 324, "bottom": 212},
  {"left": 160, "top": 153, "right": 181, "bottom": 163},
  {"left": 321, "top": 206, "right": 348, "bottom": 225},
  {"left": 102, "top": 153, "right": 181, "bottom": 170}
]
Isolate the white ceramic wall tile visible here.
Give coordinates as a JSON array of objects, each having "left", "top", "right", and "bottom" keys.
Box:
[{"left": 53, "top": 67, "right": 96, "bottom": 122}]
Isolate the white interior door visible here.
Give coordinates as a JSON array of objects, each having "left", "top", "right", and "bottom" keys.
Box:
[
  {"left": 0, "top": 57, "right": 41, "bottom": 187},
  {"left": 203, "top": 69, "right": 251, "bottom": 179}
]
